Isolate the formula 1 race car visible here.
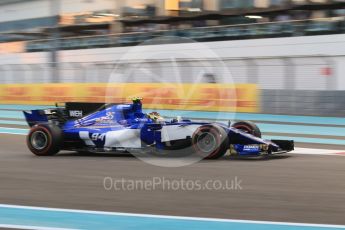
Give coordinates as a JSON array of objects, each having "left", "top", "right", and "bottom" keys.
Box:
[{"left": 23, "top": 98, "right": 294, "bottom": 159}]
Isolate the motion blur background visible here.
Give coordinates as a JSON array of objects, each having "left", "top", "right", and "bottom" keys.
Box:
[
  {"left": 0, "top": 0, "right": 345, "bottom": 116},
  {"left": 1, "top": 3, "right": 345, "bottom": 228}
]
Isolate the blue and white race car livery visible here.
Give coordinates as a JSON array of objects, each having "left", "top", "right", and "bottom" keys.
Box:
[{"left": 23, "top": 98, "right": 294, "bottom": 159}]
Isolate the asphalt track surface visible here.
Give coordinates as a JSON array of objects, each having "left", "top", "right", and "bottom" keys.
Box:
[{"left": 0, "top": 133, "right": 345, "bottom": 226}]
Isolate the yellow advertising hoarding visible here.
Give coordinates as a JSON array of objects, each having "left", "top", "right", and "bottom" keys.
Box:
[
  {"left": 165, "top": 0, "right": 179, "bottom": 11},
  {"left": 0, "top": 83, "right": 259, "bottom": 113}
]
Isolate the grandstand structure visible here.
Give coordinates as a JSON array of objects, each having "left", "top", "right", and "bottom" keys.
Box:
[{"left": 0, "top": 0, "right": 344, "bottom": 49}]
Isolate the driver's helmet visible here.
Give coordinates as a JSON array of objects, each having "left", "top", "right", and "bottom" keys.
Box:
[{"left": 148, "top": 112, "right": 164, "bottom": 123}]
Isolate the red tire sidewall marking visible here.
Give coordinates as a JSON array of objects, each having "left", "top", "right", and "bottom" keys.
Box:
[
  {"left": 27, "top": 126, "right": 53, "bottom": 155},
  {"left": 192, "top": 126, "right": 222, "bottom": 158}
]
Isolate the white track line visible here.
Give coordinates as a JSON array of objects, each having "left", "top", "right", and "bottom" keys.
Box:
[
  {"left": 0, "top": 204, "right": 344, "bottom": 229},
  {"left": 0, "top": 131, "right": 26, "bottom": 135},
  {"left": 292, "top": 147, "right": 345, "bottom": 156}
]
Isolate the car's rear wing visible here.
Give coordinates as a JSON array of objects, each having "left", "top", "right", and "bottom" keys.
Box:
[
  {"left": 23, "top": 102, "right": 124, "bottom": 127},
  {"left": 65, "top": 102, "right": 107, "bottom": 119}
]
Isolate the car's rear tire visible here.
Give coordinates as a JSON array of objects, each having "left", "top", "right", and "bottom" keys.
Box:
[
  {"left": 192, "top": 124, "right": 229, "bottom": 159},
  {"left": 232, "top": 121, "right": 261, "bottom": 138},
  {"left": 27, "top": 124, "right": 62, "bottom": 156}
]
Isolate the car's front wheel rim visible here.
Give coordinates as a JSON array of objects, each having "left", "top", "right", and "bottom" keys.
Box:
[{"left": 196, "top": 132, "right": 217, "bottom": 153}]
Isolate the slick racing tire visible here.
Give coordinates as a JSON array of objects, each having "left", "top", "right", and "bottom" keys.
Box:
[
  {"left": 192, "top": 124, "right": 229, "bottom": 159},
  {"left": 27, "top": 124, "right": 63, "bottom": 156},
  {"left": 232, "top": 121, "right": 261, "bottom": 138}
]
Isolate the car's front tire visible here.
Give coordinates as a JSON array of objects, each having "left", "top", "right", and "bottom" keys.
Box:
[
  {"left": 27, "top": 124, "right": 62, "bottom": 156},
  {"left": 192, "top": 124, "right": 229, "bottom": 159}
]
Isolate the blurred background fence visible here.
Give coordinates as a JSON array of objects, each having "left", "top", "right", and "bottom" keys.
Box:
[
  {"left": 1, "top": 55, "right": 344, "bottom": 116},
  {"left": 0, "top": 55, "right": 337, "bottom": 89}
]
